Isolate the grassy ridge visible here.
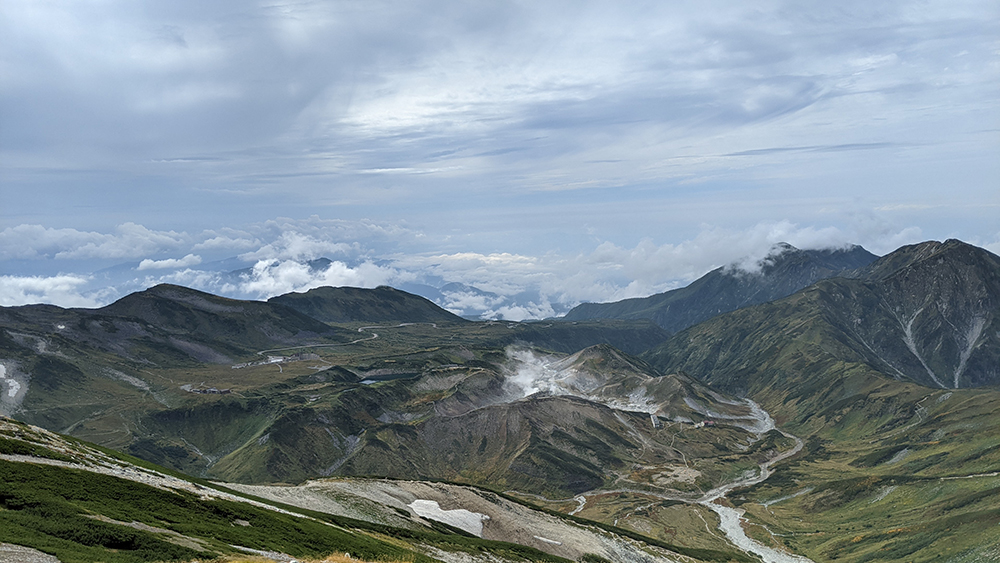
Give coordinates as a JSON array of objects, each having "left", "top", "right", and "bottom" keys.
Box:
[
  {"left": 0, "top": 457, "right": 590, "bottom": 563},
  {"left": 0, "top": 460, "right": 430, "bottom": 563}
]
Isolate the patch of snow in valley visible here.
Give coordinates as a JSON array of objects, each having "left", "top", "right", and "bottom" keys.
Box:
[
  {"left": 408, "top": 499, "right": 489, "bottom": 537},
  {"left": 534, "top": 536, "right": 562, "bottom": 545},
  {"left": 0, "top": 365, "right": 20, "bottom": 398},
  {"left": 762, "top": 487, "right": 813, "bottom": 508},
  {"left": 0, "top": 362, "right": 29, "bottom": 416},
  {"left": 954, "top": 316, "right": 986, "bottom": 388},
  {"left": 683, "top": 397, "right": 773, "bottom": 434}
]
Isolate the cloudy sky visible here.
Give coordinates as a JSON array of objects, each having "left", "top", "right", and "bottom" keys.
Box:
[{"left": 2, "top": 1, "right": 998, "bottom": 317}]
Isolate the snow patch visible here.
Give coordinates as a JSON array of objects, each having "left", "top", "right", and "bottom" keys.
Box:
[
  {"left": 408, "top": 499, "right": 489, "bottom": 537},
  {"left": 899, "top": 308, "right": 948, "bottom": 389},
  {"left": 684, "top": 397, "right": 774, "bottom": 434},
  {"left": 954, "top": 316, "right": 986, "bottom": 388},
  {"left": 103, "top": 368, "right": 150, "bottom": 391},
  {"left": 534, "top": 535, "right": 562, "bottom": 545},
  {"left": 0, "top": 361, "right": 29, "bottom": 415},
  {"left": 0, "top": 364, "right": 19, "bottom": 398},
  {"left": 761, "top": 487, "right": 813, "bottom": 508}
]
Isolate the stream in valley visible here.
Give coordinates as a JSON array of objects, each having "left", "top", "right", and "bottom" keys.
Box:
[
  {"left": 521, "top": 400, "right": 816, "bottom": 562},
  {"left": 696, "top": 401, "right": 814, "bottom": 563}
]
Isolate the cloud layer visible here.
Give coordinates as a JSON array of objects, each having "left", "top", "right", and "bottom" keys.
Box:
[
  {"left": 2, "top": 1, "right": 996, "bottom": 244},
  {"left": 0, "top": 216, "right": 959, "bottom": 318}
]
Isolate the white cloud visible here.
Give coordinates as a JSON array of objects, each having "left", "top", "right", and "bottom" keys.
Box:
[
  {"left": 0, "top": 223, "right": 187, "bottom": 260},
  {"left": 239, "top": 232, "right": 355, "bottom": 262},
  {"left": 137, "top": 253, "right": 202, "bottom": 270},
  {"left": 191, "top": 233, "right": 259, "bottom": 251},
  {"left": 484, "top": 301, "right": 557, "bottom": 322},
  {"left": 236, "top": 259, "right": 406, "bottom": 299},
  {"left": 438, "top": 290, "right": 505, "bottom": 316},
  {"left": 383, "top": 219, "right": 929, "bottom": 317},
  {"left": 0, "top": 216, "right": 953, "bottom": 318},
  {"left": 0, "top": 275, "right": 101, "bottom": 308},
  {"left": 54, "top": 223, "right": 187, "bottom": 260}
]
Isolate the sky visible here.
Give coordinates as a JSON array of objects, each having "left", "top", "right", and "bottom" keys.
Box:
[{"left": 1, "top": 1, "right": 998, "bottom": 318}]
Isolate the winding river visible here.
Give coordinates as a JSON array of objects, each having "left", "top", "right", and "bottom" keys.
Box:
[
  {"left": 696, "top": 401, "right": 813, "bottom": 563},
  {"left": 514, "top": 400, "right": 815, "bottom": 562}
]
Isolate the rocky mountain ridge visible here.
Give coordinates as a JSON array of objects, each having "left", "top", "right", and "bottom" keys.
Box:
[
  {"left": 643, "top": 239, "right": 1000, "bottom": 400},
  {"left": 562, "top": 243, "right": 878, "bottom": 334}
]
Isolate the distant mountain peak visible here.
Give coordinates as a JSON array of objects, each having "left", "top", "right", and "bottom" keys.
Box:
[
  {"left": 268, "top": 285, "right": 467, "bottom": 324},
  {"left": 563, "top": 242, "right": 877, "bottom": 333},
  {"left": 855, "top": 238, "right": 999, "bottom": 282}
]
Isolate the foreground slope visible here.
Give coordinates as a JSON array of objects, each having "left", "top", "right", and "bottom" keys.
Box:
[
  {"left": 563, "top": 243, "right": 877, "bottom": 334},
  {"left": 0, "top": 416, "right": 739, "bottom": 563}
]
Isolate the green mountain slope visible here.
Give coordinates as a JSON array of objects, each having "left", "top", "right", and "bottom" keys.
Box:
[
  {"left": 636, "top": 240, "right": 1000, "bottom": 562},
  {"left": 207, "top": 344, "right": 762, "bottom": 496},
  {"left": 0, "top": 284, "right": 671, "bottom": 482},
  {"left": 643, "top": 239, "right": 1000, "bottom": 394},
  {"left": 563, "top": 243, "right": 877, "bottom": 334}
]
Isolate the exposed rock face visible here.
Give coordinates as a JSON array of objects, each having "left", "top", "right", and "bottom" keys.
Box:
[{"left": 841, "top": 240, "right": 999, "bottom": 388}]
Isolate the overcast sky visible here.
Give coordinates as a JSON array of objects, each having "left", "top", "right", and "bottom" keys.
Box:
[{"left": 2, "top": 1, "right": 998, "bottom": 316}]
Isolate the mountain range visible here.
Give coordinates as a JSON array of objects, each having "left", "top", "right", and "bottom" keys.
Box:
[
  {"left": 563, "top": 243, "right": 878, "bottom": 334},
  {"left": 1, "top": 238, "right": 999, "bottom": 563}
]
